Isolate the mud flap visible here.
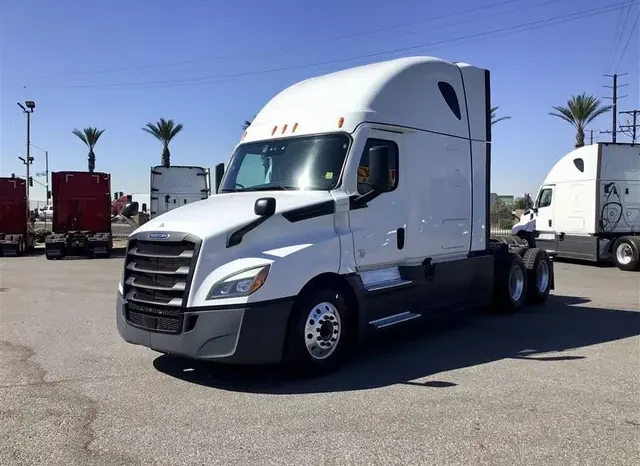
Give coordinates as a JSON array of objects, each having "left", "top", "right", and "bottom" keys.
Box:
[
  {"left": 45, "top": 234, "right": 66, "bottom": 259},
  {"left": 88, "top": 233, "right": 112, "bottom": 257}
]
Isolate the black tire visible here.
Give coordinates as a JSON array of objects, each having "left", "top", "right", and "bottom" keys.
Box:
[
  {"left": 282, "top": 287, "right": 352, "bottom": 376},
  {"left": 493, "top": 253, "right": 528, "bottom": 313},
  {"left": 612, "top": 237, "right": 640, "bottom": 271},
  {"left": 517, "top": 231, "right": 536, "bottom": 248},
  {"left": 522, "top": 248, "right": 552, "bottom": 304},
  {"left": 16, "top": 238, "right": 24, "bottom": 256}
]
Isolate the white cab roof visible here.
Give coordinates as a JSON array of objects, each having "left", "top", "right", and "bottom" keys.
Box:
[{"left": 243, "top": 56, "right": 487, "bottom": 143}]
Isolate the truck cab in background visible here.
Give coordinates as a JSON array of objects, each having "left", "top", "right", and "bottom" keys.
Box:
[
  {"left": 149, "top": 166, "right": 210, "bottom": 219},
  {"left": 512, "top": 143, "right": 640, "bottom": 271}
]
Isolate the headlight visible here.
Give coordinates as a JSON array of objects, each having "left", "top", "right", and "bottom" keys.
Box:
[{"left": 206, "top": 265, "right": 270, "bottom": 300}]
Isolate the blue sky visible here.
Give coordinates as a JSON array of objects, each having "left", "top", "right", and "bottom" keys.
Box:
[{"left": 1, "top": 0, "right": 638, "bottom": 202}]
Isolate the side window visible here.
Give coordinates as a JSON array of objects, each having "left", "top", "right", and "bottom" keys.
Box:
[
  {"left": 537, "top": 188, "right": 553, "bottom": 208},
  {"left": 437, "top": 81, "right": 462, "bottom": 120},
  {"left": 357, "top": 139, "right": 398, "bottom": 195}
]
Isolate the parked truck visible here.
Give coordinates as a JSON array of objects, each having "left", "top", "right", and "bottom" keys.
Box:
[
  {"left": 0, "top": 176, "right": 36, "bottom": 256},
  {"left": 149, "top": 165, "right": 210, "bottom": 219},
  {"left": 45, "top": 171, "right": 113, "bottom": 260},
  {"left": 512, "top": 143, "right": 640, "bottom": 271},
  {"left": 116, "top": 56, "right": 555, "bottom": 374}
]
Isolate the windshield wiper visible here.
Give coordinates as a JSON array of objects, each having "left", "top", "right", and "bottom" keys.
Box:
[{"left": 243, "top": 185, "right": 299, "bottom": 192}]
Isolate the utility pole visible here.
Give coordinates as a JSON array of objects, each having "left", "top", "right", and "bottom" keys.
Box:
[
  {"left": 602, "top": 73, "right": 627, "bottom": 143},
  {"left": 590, "top": 129, "right": 593, "bottom": 144},
  {"left": 17, "top": 101, "right": 36, "bottom": 219},
  {"left": 619, "top": 109, "right": 639, "bottom": 143}
]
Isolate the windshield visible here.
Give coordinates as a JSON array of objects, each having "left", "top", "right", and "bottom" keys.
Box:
[{"left": 220, "top": 134, "right": 350, "bottom": 192}]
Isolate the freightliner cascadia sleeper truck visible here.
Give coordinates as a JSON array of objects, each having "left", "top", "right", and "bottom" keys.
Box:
[{"left": 116, "top": 56, "right": 555, "bottom": 374}]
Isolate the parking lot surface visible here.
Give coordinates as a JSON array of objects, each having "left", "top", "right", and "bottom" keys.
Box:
[{"left": 1, "top": 252, "right": 639, "bottom": 466}]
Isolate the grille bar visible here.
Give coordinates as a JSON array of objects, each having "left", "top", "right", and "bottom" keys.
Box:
[
  {"left": 126, "top": 262, "right": 190, "bottom": 275},
  {"left": 125, "top": 276, "right": 186, "bottom": 292},
  {"left": 129, "top": 246, "right": 194, "bottom": 259}
]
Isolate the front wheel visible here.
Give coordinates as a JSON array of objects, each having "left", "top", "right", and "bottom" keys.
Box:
[{"left": 282, "top": 288, "right": 352, "bottom": 376}]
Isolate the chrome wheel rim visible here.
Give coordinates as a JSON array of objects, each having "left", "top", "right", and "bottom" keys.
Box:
[
  {"left": 304, "top": 301, "right": 341, "bottom": 360},
  {"left": 616, "top": 243, "right": 633, "bottom": 265},
  {"left": 509, "top": 266, "right": 525, "bottom": 302},
  {"left": 536, "top": 259, "right": 549, "bottom": 293}
]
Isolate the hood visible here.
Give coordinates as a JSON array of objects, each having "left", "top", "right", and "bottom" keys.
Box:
[{"left": 134, "top": 190, "right": 333, "bottom": 239}]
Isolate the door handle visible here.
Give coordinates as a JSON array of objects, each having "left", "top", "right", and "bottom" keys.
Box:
[
  {"left": 548, "top": 219, "right": 552, "bottom": 227},
  {"left": 397, "top": 227, "right": 405, "bottom": 250}
]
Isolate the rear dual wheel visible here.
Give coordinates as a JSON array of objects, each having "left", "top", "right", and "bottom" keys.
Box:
[{"left": 494, "top": 248, "right": 551, "bottom": 312}]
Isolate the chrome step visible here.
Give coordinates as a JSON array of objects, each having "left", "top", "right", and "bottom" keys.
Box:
[{"left": 369, "top": 311, "right": 421, "bottom": 329}]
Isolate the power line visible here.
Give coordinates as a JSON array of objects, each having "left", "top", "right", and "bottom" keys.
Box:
[
  {"left": 604, "top": 0, "right": 635, "bottom": 73},
  {"left": 10, "top": 0, "right": 634, "bottom": 92},
  {"left": 619, "top": 109, "right": 639, "bottom": 141},
  {"left": 4, "top": 0, "right": 539, "bottom": 82},
  {"left": 614, "top": 8, "right": 640, "bottom": 71}
]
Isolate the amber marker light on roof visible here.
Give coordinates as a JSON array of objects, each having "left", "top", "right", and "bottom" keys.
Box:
[
  {"left": 338, "top": 117, "right": 344, "bottom": 128},
  {"left": 281, "top": 124, "right": 288, "bottom": 134},
  {"left": 271, "top": 126, "right": 277, "bottom": 135},
  {"left": 292, "top": 122, "right": 298, "bottom": 133}
]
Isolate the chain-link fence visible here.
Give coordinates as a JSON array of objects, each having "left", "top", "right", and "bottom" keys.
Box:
[{"left": 490, "top": 212, "right": 518, "bottom": 236}]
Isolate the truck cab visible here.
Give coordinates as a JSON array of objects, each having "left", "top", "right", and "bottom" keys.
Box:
[
  {"left": 150, "top": 165, "right": 210, "bottom": 219},
  {"left": 117, "top": 56, "right": 554, "bottom": 374},
  {"left": 512, "top": 143, "right": 640, "bottom": 271}
]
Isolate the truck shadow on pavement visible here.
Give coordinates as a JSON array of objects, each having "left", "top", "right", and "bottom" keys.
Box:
[{"left": 153, "top": 295, "right": 640, "bottom": 394}]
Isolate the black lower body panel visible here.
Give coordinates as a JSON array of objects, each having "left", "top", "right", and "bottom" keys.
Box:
[
  {"left": 116, "top": 292, "right": 294, "bottom": 364},
  {"left": 347, "top": 255, "right": 495, "bottom": 338}
]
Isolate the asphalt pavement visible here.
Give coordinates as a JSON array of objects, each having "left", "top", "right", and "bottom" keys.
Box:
[{"left": 1, "top": 253, "right": 639, "bottom": 465}]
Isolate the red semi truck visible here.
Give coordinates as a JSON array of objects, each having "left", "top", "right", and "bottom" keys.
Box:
[
  {"left": 0, "top": 176, "right": 36, "bottom": 256},
  {"left": 45, "top": 171, "right": 113, "bottom": 259}
]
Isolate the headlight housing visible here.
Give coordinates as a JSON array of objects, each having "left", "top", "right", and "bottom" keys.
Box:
[{"left": 206, "top": 265, "right": 270, "bottom": 300}]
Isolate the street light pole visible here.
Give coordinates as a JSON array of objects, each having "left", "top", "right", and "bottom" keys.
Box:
[
  {"left": 17, "top": 101, "right": 36, "bottom": 218},
  {"left": 32, "top": 143, "right": 50, "bottom": 205}
]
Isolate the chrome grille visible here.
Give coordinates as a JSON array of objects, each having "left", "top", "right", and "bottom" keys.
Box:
[{"left": 123, "top": 237, "right": 198, "bottom": 333}]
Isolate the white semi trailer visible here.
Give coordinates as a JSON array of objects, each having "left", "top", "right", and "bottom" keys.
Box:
[
  {"left": 117, "top": 56, "right": 556, "bottom": 375},
  {"left": 149, "top": 165, "right": 211, "bottom": 219},
  {"left": 512, "top": 143, "right": 640, "bottom": 271}
]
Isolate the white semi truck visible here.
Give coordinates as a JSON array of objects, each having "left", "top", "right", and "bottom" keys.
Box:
[
  {"left": 116, "top": 56, "right": 556, "bottom": 374},
  {"left": 512, "top": 143, "right": 640, "bottom": 271}
]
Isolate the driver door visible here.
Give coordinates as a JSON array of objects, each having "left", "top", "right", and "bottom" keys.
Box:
[{"left": 534, "top": 185, "right": 557, "bottom": 252}]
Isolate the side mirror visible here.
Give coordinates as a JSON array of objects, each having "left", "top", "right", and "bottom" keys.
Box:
[
  {"left": 254, "top": 197, "right": 276, "bottom": 217},
  {"left": 368, "top": 146, "right": 390, "bottom": 193},
  {"left": 141, "top": 203, "right": 147, "bottom": 213},
  {"left": 214, "top": 163, "right": 225, "bottom": 194},
  {"left": 121, "top": 201, "right": 139, "bottom": 218}
]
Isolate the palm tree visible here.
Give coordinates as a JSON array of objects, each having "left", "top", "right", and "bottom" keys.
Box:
[
  {"left": 242, "top": 120, "right": 252, "bottom": 130},
  {"left": 550, "top": 93, "right": 612, "bottom": 148},
  {"left": 142, "top": 118, "right": 184, "bottom": 167},
  {"left": 72, "top": 127, "right": 105, "bottom": 173},
  {"left": 491, "top": 106, "right": 511, "bottom": 126}
]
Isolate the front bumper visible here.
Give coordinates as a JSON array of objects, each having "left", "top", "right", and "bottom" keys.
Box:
[{"left": 116, "top": 292, "right": 293, "bottom": 364}]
